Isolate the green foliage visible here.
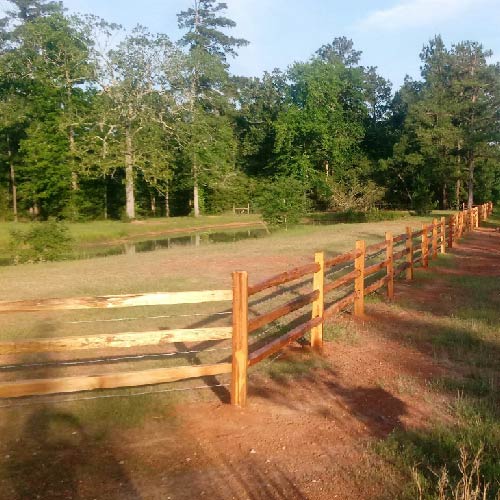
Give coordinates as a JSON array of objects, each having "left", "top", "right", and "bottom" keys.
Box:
[
  {"left": 255, "top": 177, "right": 308, "bottom": 228},
  {"left": 412, "top": 185, "right": 437, "bottom": 215},
  {"left": 9, "top": 219, "right": 73, "bottom": 263},
  {"left": 0, "top": 4, "right": 498, "bottom": 225},
  {"left": 329, "top": 177, "right": 385, "bottom": 212}
]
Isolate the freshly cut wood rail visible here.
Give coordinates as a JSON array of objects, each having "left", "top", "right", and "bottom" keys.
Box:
[
  {"left": 0, "top": 290, "right": 233, "bottom": 314},
  {"left": 0, "top": 364, "right": 233, "bottom": 399},
  {"left": 0, "top": 327, "right": 233, "bottom": 355},
  {"left": 0, "top": 289, "right": 234, "bottom": 400},
  {"left": 0, "top": 202, "right": 493, "bottom": 407}
]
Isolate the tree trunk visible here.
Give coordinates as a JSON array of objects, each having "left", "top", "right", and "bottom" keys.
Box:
[
  {"left": 193, "top": 175, "right": 200, "bottom": 217},
  {"left": 165, "top": 182, "right": 170, "bottom": 218},
  {"left": 104, "top": 179, "right": 108, "bottom": 220},
  {"left": 125, "top": 126, "right": 135, "bottom": 220},
  {"left": 442, "top": 183, "right": 447, "bottom": 210},
  {"left": 455, "top": 179, "right": 461, "bottom": 211},
  {"left": 7, "top": 137, "right": 17, "bottom": 222},
  {"left": 151, "top": 195, "right": 156, "bottom": 216},
  {"left": 467, "top": 155, "right": 474, "bottom": 209},
  {"left": 69, "top": 128, "right": 78, "bottom": 191}
]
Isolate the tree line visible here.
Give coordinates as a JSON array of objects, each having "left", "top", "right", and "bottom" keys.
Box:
[{"left": 1, "top": 0, "right": 499, "bottom": 222}]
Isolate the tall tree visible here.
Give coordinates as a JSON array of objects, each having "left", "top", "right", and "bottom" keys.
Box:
[
  {"left": 82, "top": 26, "right": 177, "bottom": 219},
  {"left": 177, "top": 0, "right": 248, "bottom": 216}
]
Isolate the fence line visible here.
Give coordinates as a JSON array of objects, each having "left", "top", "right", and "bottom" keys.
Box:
[
  {"left": 231, "top": 202, "right": 493, "bottom": 406},
  {"left": 0, "top": 202, "right": 493, "bottom": 406}
]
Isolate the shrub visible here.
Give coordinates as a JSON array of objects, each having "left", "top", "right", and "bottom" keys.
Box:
[
  {"left": 9, "top": 220, "right": 73, "bottom": 263},
  {"left": 255, "top": 177, "right": 308, "bottom": 228},
  {"left": 329, "top": 178, "right": 386, "bottom": 212}
]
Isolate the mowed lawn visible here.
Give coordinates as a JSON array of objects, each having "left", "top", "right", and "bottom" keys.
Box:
[{"left": 0, "top": 212, "right": 443, "bottom": 302}]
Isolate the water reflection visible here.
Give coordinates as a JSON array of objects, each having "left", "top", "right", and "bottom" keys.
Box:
[
  {"left": 85, "top": 228, "right": 268, "bottom": 258},
  {"left": 1, "top": 228, "right": 269, "bottom": 266}
]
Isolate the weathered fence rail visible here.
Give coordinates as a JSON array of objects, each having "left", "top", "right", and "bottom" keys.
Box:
[{"left": 0, "top": 202, "right": 493, "bottom": 406}]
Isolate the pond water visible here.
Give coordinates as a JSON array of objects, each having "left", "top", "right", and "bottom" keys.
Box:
[
  {"left": 81, "top": 227, "right": 269, "bottom": 259},
  {"left": 0, "top": 227, "right": 269, "bottom": 266}
]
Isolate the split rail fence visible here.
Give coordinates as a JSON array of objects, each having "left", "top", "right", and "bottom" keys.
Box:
[{"left": 0, "top": 202, "right": 493, "bottom": 407}]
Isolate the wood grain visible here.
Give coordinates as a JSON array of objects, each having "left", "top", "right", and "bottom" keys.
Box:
[
  {"left": 248, "top": 317, "right": 323, "bottom": 367},
  {"left": 0, "top": 363, "right": 233, "bottom": 399},
  {"left": 248, "top": 262, "right": 320, "bottom": 296},
  {"left": 0, "top": 327, "right": 233, "bottom": 355},
  {"left": 0, "top": 290, "right": 233, "bottom": 314},
  {"left": 248, "top": 290, "right": 319, "bottom": 333}
]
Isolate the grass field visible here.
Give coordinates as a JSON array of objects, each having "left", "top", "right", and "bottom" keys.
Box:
[
  {"left": 0, "top": 210, "right": 450, "bottom": 260},
  {"left": 0, "top": 209, "right": 497, "bottom": 499}
]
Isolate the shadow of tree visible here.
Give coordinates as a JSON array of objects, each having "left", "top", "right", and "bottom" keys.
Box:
[{"left": 6, "top": 409, "right": 140, "bottom": 500}]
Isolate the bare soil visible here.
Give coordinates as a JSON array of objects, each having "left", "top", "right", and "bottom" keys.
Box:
[{"left": 0, "top": 227, "right": 498, "bottom": 499}]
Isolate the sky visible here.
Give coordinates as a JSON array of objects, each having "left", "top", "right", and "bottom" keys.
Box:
[{"left": 2, "top": 0, "right": 500, "bottom": 88}]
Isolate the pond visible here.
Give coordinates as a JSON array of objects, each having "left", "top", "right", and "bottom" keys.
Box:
[
  {"left": 81, "top": 227, "right": 269, "bottom": 259},
  {"left": 0, "top": 227, "right": 269, "bottom": 266}
]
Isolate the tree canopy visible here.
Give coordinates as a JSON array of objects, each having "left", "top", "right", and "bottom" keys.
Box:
[{"left": 0, "top": 0, "right": 498, "bottom": 222}]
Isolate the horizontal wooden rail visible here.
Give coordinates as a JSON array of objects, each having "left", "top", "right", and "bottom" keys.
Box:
[
  {"left": 364, "top": 275, "right": 390, "bottom": 295},
  {"left": 324, "top": 270, "right": 360, "bottom": 294},
  {"left": 0, "top": 327, "right": 233, "bottom": 356},
  {"left": 393, "top": 233, "right": 407, "bottom": 243},
  {"left": 248, "top": 317, "right": 322, "bottom": 366},
  {"left": 413, "top": 229, "right": 424, "bottom": 237},
  {"left": 323, "top": 292, "right": 356, "bottom": 320},
  {"left": 248, "top": 290, "right": 319, "bottom": 333},
  {"left": 0, "top": 363, "right": 233, "bottom": 399},
  {"left": 365, "top": 240, "right": 387, "bottom": 254},
  {"left": 393, "top": 248, "right": 410, "bottom": 260},
  {"left": 364, "top": 260, "right": 388, "bottom": 277},
  {"left": 0, "top": 290, "right": 233, "bottom": 314},
  {"left": 394, "top": 262, "right": 410, "bottom": 275},
  {"left": 324, "top": 249, "right": 360, "bottom": 269},
  {"left": 248, "top": 262, "right": 320, "bottom": 296}
]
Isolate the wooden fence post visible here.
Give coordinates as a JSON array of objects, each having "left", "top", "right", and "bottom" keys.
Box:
[
  {"left": 469, "top": 209, "right": 474, "bottom": 231},
  {"left": 231, "top": 271, "right": 248, "bottom": 407},
  {"left": 354, "top": 240, "right": 365, "bottom": 317},
  {"left": 422, "top": 224, "right": 429, "bottom": 268},
  {"left": 440, "top": 217, "right": 446, "bottom": 254},
  {"left": 406, "top": 227, "right": 413, "bottom": 280},
  {"left": 448, "top": 216, "right": 454, "bottom": 249},
  {"left": 432, "top": 218, "right": 438, "bottom": 259},
  {"left": 311, "top": 252, "right": 324, "bottom": 350},
  {"left": 386, "top": 232, "right": 394, "bottom": 299}
]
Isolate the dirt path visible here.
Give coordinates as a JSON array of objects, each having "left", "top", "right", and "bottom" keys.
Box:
[{"left": 0, "top": 227, "right": 498, "bottom": 499}]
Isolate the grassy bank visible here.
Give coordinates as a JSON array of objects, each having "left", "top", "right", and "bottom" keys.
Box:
[
  {"left": 376, "top": 210, "right": 500, "bottom": 499},
  {"left": 0, "top": 214, "right": 264, "bottom": 253}
]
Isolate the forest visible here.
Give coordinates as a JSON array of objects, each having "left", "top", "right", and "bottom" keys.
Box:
[{"left": 1, "top": 0, "right": 499, "bottom": 223}]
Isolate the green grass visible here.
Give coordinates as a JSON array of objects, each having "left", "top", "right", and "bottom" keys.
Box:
[
  {"left": 0, "top": 213, "right": 264, "bottom": 255},
  {"left": 375, "top": 215, "right": 500, "bottom": 499},
  {"left": 259, "top": 352, "right": 329, "bottom": 383},
  {"left": 0, "top": 209, "right": 445, "bottom": 262}
]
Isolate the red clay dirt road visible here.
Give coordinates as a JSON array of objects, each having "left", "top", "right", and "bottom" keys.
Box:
[{"left": 1, "top": 227, "right": 498, "bottom": 500}]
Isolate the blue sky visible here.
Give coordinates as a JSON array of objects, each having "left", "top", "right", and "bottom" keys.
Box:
[{"left": 3, "top": 0, "right": 500, "bottom": 88}]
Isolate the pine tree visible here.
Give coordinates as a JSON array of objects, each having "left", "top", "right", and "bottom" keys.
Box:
[{"left": 177, "top": 1, "right": 248, "bottom": 216}]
